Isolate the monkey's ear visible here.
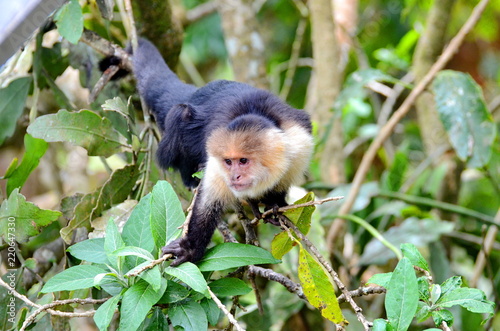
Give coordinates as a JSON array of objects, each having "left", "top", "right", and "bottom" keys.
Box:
[{"left": 176, "top": 104, "right": 196, "bottom": 121}]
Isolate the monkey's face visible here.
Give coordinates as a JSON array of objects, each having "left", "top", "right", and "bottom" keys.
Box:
[{"left": 223, "top": 157, "right": 253, "bottom": 192}]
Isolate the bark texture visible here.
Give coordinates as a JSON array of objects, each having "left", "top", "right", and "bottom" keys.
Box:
[
  {"left": 217, "top": 0, "right": 269, "bottom": 89},
  {"left": 308, "top": 0, "right": 346, "bottom": 184}
]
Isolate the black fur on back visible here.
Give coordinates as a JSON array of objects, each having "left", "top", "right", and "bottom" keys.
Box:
[{"left": 132, "top": 38, "right": 312, "bottom": 188}]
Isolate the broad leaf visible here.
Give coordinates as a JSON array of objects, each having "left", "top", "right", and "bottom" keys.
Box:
[
  {"left": 432, "top": 70, "right": 496, "bottom": 168},
  {"left": 41, "top": 265, "right": 107, "bottom": 293},
  {"left": 432, "top": 309, "right": 454, "bottom": 327},
  {"left": 436, "top": 288, "right": 494, "bottom": 319},
  {"left": 271, "top": 193, "right": 315, "bottom": 259},
  {"left": 60, "top": 165, "right": 140, "bottom": 243},
  {"left": 60, "top": 191, "right": 99, "bottom": 244},
  {"left": 27, "top": 109, "right": 126, "bottom": 157},
  {"left": 5, "top": 134, "right": 48, "bottom": 196},
  {"left": 54, "top": 0, "right": 83, "bottom": 44},
  {"left": 158, "top": 280, "right": 190, "bottom": 304},
  {"left": 0, "top": 189, "right": 61, "bottom": 243},
  {"left": 93, "top": 294, "right": 121, "bottom": 331},
  {"left": 67, "top": 238, "right": 107, "bottom": 264},
  {"left": 0, "top": 77, "right": 32, "bottom": 145},
  {"left": 197, "top": 243, "right": 281, "bottom": 271},
  {"left": 150, "top": 181, "right": 185, "bottom": 249},
  {"left": 401, "top": 243, "right": 429, "bottom": 272},
  {"left": 298, "top": 244, "right": 345, "bottom": 324},
  {"left": 118, "top": 279, "right": 167, "bottom": 331},
  {"left": 104, "top": 219, "right": 126, "bottom": 255},
  {"left": 165, "top": 262, "right": 209, "bottom": 297},
  {"left": 385, "top": 257, "right": 419, "bottom": 331},
  {"left": 122, "top": 194, "right": 155, "bottom": 253},
  {"left": 367, "top": 272, "right": 392, "bottom": 288},
  {"left": 209, "top": 278, "right": 251, "bottom": 297},
  {"left": 169, "top": 300, "right": 208, "bottom": 331}
]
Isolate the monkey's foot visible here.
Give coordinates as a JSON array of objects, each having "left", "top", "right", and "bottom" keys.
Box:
[{"left": 162, "top": 238, "right": 204, "bottom": 267}]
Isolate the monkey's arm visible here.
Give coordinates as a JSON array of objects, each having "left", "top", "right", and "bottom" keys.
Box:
[{"left": 162, "top": 188, "right": 224, "bottom": 266}]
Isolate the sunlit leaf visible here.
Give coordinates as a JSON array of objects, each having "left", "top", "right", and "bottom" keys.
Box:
[{"left": 298, "top": 244, "right": 345, "bottom": 324}]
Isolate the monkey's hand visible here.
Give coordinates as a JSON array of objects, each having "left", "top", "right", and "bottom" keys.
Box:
[
  {"left": 262, "top": 204, "right": 282, "bottom": 226},
  {"left": 161, "top": 238, "right": 204, "bottom": 267}
]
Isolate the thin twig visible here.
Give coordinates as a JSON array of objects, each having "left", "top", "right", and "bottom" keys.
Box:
[
  {"left": 80, "top": 29, "right": 132, "bottom": 70},
  {"left": 89, "top": 65, "right": 120, "bottom": 103},
  {"left": 0, "top": 278, "right": 105, "bottom": 330},
  {"left": 470, "top": 208, "right": 500, "bottom": 287},
  {"left": 337, "top": 286, "right": 386, "bottom": 303},
  {"left": 126, "top": 254, "right": 172, "bottom": 278},
  {"left": 208, "top": 287, "right": 245, "bottom": 331},
  {"left": 250, "top": 196, "right": 344, "bottom": 225},
  {"left": 327, "top": 0, "right": 491, "bottom": 248}
]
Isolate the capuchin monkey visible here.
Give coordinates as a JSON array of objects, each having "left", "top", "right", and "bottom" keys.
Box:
[{"left": 113, "top": 39, "right": 313, "bottom": 266}]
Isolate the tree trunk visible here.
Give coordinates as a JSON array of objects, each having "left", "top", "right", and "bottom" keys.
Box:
[
  {"left": 217, "top": 0, "right": 269, "bottom": 89},
  {"left": 308, "top": 0, "right": 346, "bottom": 185}
]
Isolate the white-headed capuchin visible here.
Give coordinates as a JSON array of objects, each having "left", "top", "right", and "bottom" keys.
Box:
[{"left": 110, "top": 39, "right": 313, "bottom": 266}]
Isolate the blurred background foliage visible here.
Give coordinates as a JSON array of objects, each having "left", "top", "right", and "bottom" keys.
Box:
[{"left": 0, "top": 0, "right": 499, "bottom": 329}]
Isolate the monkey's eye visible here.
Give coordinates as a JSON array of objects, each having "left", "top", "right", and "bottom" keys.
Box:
[
  {"left": 224, "top": 159, "right": 232, "bottom": 166},
  {"left": 239, "top": 158, "right": 248, "bottom": 165}
]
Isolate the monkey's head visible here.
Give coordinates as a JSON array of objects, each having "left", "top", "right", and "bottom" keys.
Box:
[{"left": 206, "top": 123, "right": 290, "bottom": 199}]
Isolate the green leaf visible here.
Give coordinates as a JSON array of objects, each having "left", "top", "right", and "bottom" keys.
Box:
[
  {"left": 197, "top": 243, "right": 281, "bottom": 271},
  {"left": 271, "top": 193, "right": 315, "bottom": 259},
  {"left": 60, "top": 165, "right": 140, "bottom": 244},
  {"left": 54, "top": 0, "right": 83, "bottom": 44},
  {"left": 93, "top": 294, "right": 121, "bottom": 331},
  {"left": 298, "top": 245, "right": 345, "bottom": 324},
  {"left": 91, "top": 165, "right": 140, "bottom": 221},
  {"left": 430, "top": 284, "right": 442, "bottom": 305},
  {"left": 139, "top": 307, "right": 169, "bottom": 330},
  {"left": 165, "top": 262, "right": 209, "bottom": 297},
  {"left": 209, "top": 278, "right": 251, "bottom": 297},
  {"left": 122, "top": 194, "right": 155, "bottom": 253},
  {"left": 130, "top": 263, "right": 162, "bottom": 291},
  {"left": 158, "top": 280, "right": 189, "bottom": 304},
  {"left": 60, "top": 191, "right": 99, "bottom": 244},
  {"left": 104, "top": 219, "right": 126, "bottom": 255},
  {"left": 415, "top": 301, "right": 432, "bottom": 323},
  {"left": 5, "top": 134, "right": 48, "bottom": 196},
  {"left": 431, "top": 70, "right": 497, "bottom": 168},
  {"left": 169, "top": 300, "right": 208, "bottom": 331},
  {"left": 200, "top": 298, "right": 221, "bottom": 326},
  {"left": 440, "top": 276, "right": 462, "bottom": 296},
  {"left": 0, "top": 77, "right": 32, "bottom": 146},
  {"left": 372, "top": 319, "right": 392, "bottom": 331},
  {"left": 385, "top": 257, "right": 419, "bottom": 331},
  {"left": 0, "top": 189, "right": 61, "bottom": 243},
  {"left": 436, "top": 288, "right": 494, "bottom": 319},
  {"left": 41, "top": 265, "right": 107, "bottom": 293},
  {"left": 27, "top": 109, "right": 127, "bottom": 157},
  {"left": 417, "top": 277, "right": 430, "bottom": 302},
  {"left": 367, "top": 272, "right": 392, "bottom": 288},
  {"left": 114, "top": 246, "right": 154, "bottom": 262},
  {"left": 334, "top": 69, "right": 401, "bottom": 111},
  {"left": 150, "top": 181, "right": 185, "bottom": 249},
  {"left": 401, "top": 243, "right": 429, "bottom": 272},
  {"left": 118, "top": 279, "right": 167, "bottom": 331},
  {"left": 432, "top": 309, "right": 453, "bottom": 327},
  {"left": 67, "top": 238, "right": 107, "bottom": 264}
]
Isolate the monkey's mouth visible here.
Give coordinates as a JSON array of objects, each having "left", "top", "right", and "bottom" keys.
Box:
[{"left": 231, "top": 183, "right": 252, "bottom": 191}]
